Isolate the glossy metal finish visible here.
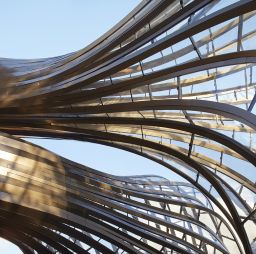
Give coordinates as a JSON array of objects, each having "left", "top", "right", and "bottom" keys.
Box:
[{"left": 0, "top": 0, "right": 256, "bottom": 253}]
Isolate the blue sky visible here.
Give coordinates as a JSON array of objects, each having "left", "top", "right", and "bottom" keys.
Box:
[
  {"left": 0, "top": 1, "right": 179, "bottom": 252},
  {"left": 0, "top": 0, "right": 139, "bottom": 59}
]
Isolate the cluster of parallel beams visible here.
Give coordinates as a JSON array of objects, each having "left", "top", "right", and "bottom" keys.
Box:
[{"left": 0, "top": 0, "right": 256, "bottom": 253}]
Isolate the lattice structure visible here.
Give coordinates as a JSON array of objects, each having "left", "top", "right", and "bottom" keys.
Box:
[{"left": 0, "top": 0, "right": 256, "bottom": 253}]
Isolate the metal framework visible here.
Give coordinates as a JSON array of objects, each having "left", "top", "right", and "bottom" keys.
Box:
[{"left": 0, "top": 0, "right": 256, "bottom": 253}]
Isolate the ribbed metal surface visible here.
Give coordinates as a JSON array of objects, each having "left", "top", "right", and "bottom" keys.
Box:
[{"left": 0, "top": 0, "right": 255, "bottom": 253}]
